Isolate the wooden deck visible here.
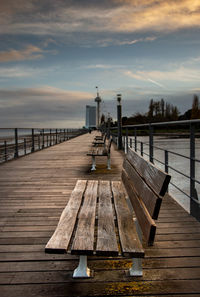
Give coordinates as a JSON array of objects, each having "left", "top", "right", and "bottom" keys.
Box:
[{"left": 0, "top": 132, "right": 200, "bottom": 297}]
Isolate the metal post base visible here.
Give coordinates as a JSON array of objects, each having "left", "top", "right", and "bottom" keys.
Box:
[
  {"left": 129, "top": 258, "right": 143, "bottom": 276},
  {"left": 73, "top": 255, "right": 91, "bottom": 278},
  {"left": 91, "top": 156, "right": 96, "bottom": 171},
  {"left": 107, "top": 156, "right": 111, "bottom": 170}
]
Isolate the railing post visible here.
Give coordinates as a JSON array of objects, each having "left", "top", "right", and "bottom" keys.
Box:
[
  {"left": 130, "top": 138, "right": 132, "bottom": 148},
  {"left": 31, "top": 129, "right": 35, "bottom": 153},
  {"left": 50, "top": 129, "right": 52, "bottom": 146},
  {"left": 24, "top": 138, "right": 26, "bottom": 155},
  {"left": 4, "top": 141, "right": 7, "bottom": 161},
  {"left": 149, "top": 125, "right": 154, "bottom": 163},
  {"left": 14, "top": 128, "right": 19, "bottom": 158},
  {"left": 38, "top": 134, "right": 40, "bottom": 150},
  {"left": 117, "top": 94, "right": 122, "bottom": 150},
  {"left": 56, "top": 129, "right": 58, "bottom": 144},
  {"left": 165, "top": 150, "right": 169, "bottom": 193},
  {"left": 42, "top": 129, "right": 45, "bottom": 149},
  {"left": 165, "top": 150, "right": 169, "bottom": 173},
  {"left": 126, "top": 127, "right": 128, "bottom": 153},
  {"left": 59, "top": 129, "right": 62, "bottom": 143},
  {"left": 134, "top": 128, "right": 137, "bottom": 152},
  {"left": 141, "top": 142, "right": 143, "bottom": 156},
  {"left": 190, "top": 123, "right": 199, "bottom": 220}
]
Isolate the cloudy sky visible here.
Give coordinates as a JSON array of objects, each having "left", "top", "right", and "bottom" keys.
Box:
[{"left": 0, "top": 0, "right": 200, "bottom": 128}]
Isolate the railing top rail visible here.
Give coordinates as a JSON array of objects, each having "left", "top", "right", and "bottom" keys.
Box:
[{"left": 110, "top": 119, "right": 200, "bottom": 130}]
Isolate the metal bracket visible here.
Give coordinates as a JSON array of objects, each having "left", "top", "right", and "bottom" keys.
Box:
[
  {"left": 129, "top": 258, "right": 143, "bottom": 276},
  {"left": 91, "top": 156, "right": 96, "bottom": 171},
  {"left": 73, "top": 255, "right": 91, "bottom": 278},
  {"left": 107, "top": 155, "right": 111, "bottom": 170}
]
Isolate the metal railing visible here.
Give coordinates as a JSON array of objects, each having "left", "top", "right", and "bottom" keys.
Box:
[
  {"left": 0, "top": 127, "right": 87, "bottom": 164},
  {"left": 109, "top": 119, "right": 200, "bottom": 221}
]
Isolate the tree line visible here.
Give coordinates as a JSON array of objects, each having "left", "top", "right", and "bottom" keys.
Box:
[{"left": 120, "top": 94, "right": 200, "bottom": 126}]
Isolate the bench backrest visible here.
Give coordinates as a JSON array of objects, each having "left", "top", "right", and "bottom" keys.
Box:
[{"left": 122, "top": 148, "right": 171, "bottom": 246}]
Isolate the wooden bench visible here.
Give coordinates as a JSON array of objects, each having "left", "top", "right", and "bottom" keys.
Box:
[
  {"left": 45, "top": 148, "right": 171, "bottom": 278},
  {"left": 92, "top": 133, "right": 107, "bottom": 147},
  {"left": 87, "top": 138, "right": 112, "bottom": 171},
  {"left": 94, "top": 133, "right": 104, "bottom": 141}
]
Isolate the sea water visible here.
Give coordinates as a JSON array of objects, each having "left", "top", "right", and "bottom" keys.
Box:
[{"left": 134, "top": 136, "right": 200, "bottom": 213}]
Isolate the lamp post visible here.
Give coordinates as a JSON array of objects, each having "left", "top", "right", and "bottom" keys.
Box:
[
  {"left": 107, "top": 112, "right": 111, "bottom": 139},
  {"left": 117, "top": 94, "right": 122, "bottom": 150}
]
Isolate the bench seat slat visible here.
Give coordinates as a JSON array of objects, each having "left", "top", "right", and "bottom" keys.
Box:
[
  {"left": 71, "top": 180, "right": 98, "bottom": 254},
  {"left": 96, "top": 181, "right": 118, "bottom": 256},
  {"left": 127, "top": 149, "right": 171, "bottom": 196},
  {"left": 112, "top": 181, "right": 144, "bottom": 257},
  {"left": 87, "top": 148, "right": 107, "bottom": 156},
  {"left": 123, "top": 159, "right": 162, "bottom": 219},
  {"left": 121, "top": 170, "right": 156, "bottom": 246},
  {"left": 45, "top": 180, "right": 87, "bottom": 253}
]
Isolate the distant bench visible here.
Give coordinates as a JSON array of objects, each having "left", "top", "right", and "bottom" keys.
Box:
[
  {"left": 87, "top": 138, "right": 112, "bottom": 171},
  {"left": 45, "top": 148, "right": 171, "bottom": 278},
  {"left": 92, "top": 133, "right": 107, "bottom": 147}
]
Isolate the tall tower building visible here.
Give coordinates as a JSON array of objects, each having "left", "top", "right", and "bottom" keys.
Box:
[
  {"left": 85, "top": 105, "right": 96, "bottom": 129},
  {"left": 94, "top": 86, "right": 102, "bottom": 129}
]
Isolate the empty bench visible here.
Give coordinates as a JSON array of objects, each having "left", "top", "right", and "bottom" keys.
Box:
[
  {"left": 45, "top": 148, "right": 171, "bottom": 278},
  {"left": 87, "top": 138, "right": 112, "bottom": 171},
  {"left": 92, "top": 133, "right": 107, "bottom": 147}
]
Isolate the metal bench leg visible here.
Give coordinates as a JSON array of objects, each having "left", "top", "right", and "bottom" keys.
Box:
[
  {"left": 107, "top": 154, "right": 111, "bottom": 170},
  {"left": 73, "top": 255, "right": 91, "bottom": 278},
  {"left": 129, "top": 258, "right": 143, "bottom": 276},
  {"left": 91, "top": 156, "right": 96, "bottom": 170}
]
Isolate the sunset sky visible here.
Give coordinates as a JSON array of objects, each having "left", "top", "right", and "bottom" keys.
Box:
[{"left": 0, "top": 0, "right": 200, "bottom": 128}]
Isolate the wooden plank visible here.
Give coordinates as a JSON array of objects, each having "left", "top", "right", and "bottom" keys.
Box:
[
  {"left": 45, "top": 180, "right": 87, "bottom": 253},
  {"left": 112, "top": 181, "right": 144, "bottom": 257},
  {"left": 71, "top": 180, "right": 98, "bottom": 254},
  {"left": 96, "top": 181, "right": 118, "bottom": 256},
  {"left": 123, "top": 159, "right": 162, "bottom": 219},
  {"left": 126, "top": 148, "right": 171, "bottom": 196},
  {"left": 1, "top": 267, "right": 200, "bottom": 284},
  {"left": 0, "top": 280, "right": 200, "bottom": 297},
  {"left": 121, "top": 170, "right": 156, "bottom": 246}
]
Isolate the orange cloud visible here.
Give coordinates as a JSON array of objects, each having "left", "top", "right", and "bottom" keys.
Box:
[
  {"left": 111, "top": 0, "right": 200, "bottom": 32},
  {"left": 0, "top": 45, "right": 44, "bottom": 63}
]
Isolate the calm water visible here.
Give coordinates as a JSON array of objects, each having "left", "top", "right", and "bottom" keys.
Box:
[{"left": 133, "top": 136, "right": 200, "bottom": 213}]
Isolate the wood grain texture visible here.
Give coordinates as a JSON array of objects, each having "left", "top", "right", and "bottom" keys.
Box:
[
  {"left": 45, "top": 180, "right": 87, "bottom": 253},
  {"left": 112, "top": 181, "right": 144, "bottom": 257},
  {"left": 126, "top": 148, "right": 171, "bottom": 196},
  {"left": 71, "top": 180, "right": 98, "bottom": 254},
  {"left": 123, "top": 159, "right": 162, "bottom": 219},
  {"left": 0, "top": 132, "right": 199, "bottom": 297},
  {"left": 122, "top": 170, "right": 156, "bottom": 246},
  {"left": 96, "top": 181, "right": 118, "bottom": 256}
]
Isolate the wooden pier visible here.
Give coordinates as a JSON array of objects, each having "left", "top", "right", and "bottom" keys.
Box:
[{"left": 0, "top": 132, "right": 200, "bottom": 296}]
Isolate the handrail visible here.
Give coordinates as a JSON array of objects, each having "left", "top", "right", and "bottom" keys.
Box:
[
  {"left": 0, "top": 127, "right": 88, "bottom": 163},
  {"left": 109, "top": 119, "right": 200, "bottom": 221}
]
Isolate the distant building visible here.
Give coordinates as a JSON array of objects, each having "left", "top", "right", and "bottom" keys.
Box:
[{"left": 85, "top": 105, "right": 96, "bottom": 128}]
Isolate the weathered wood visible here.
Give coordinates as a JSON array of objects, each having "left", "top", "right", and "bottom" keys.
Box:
[
  {"left": 0, "top": 280, "right": 200, "bottom": 297},
  {"left": 123, "top": 158, "right": 162, "bottom": 219},
  {"left": 121, "top": 170, "right": 156, "bottom": 246},
  {"left": 45, "top": 180, "right": 87, "bottom": 253},
  {"left": 71, "top": 180, "right": 98, "bottom": 254},
  {"left": 96, "top": 181, "right": 118, "bottom": 256},
  {"left": 0, "top": 133, "right": 200, "bottom": 297},
  {"left": 126, "top": 148, "right": 171, "bottom": 196},
  {"left": 112, "top": 181, "right": 144, "bottom": 257}
]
